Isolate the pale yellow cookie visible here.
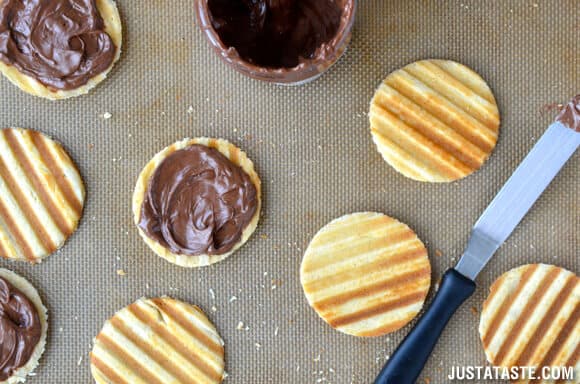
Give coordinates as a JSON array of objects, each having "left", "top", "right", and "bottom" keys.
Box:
[
  {"left": 0, "top": 128, "right": 85, "bottom": 263},
  {"left": 133, "top": 137, "right": 261, "bottom": 268},
  {"left": 90, "top": 297, "right": 225, "bottom": 384},
  {"left": 300, "top": 212, "right": 431, "bottom": 337},
  {"left": 369, "top": 59, "right": 500, "bottom": 182},
  {"left": 0, "top": 268, "right": 48, "bottom": 384},
  {"left": 0, "top": 0, "right": 122, "bottom": 100},
  {"left": 480, "top": 264, "right": 579, "bottom": 384}
]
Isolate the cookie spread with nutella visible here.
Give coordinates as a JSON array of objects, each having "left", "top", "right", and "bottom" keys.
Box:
[
  {"left": 0, "top": 277, "right": 42, "bottom": 381},
  {"left": 139, "top": 145, "right": 258, "bottom": 256},
  {"left": 0, "top": 0, "right": 116, "bottom": 90},
  {"left": 555, "top": 95, "right": 580, "bottom": 132},
  {"left": 207, "top": 0, "right": 343, "bottom": 68}
]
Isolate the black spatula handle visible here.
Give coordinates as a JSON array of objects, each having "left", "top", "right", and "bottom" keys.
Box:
[{"left": 374, "top": 269, "right": 476, "bottom": 384}]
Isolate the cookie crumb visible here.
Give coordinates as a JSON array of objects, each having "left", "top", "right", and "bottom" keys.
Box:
[
  {"left": 77, "top": 356, "right": 83, "bottom": 366},
  {"left": 229, "top": 296, "right": 238, "bottom": 303},
  {"left": 102, "top": 112, "right": 112, "bottom": 119},
  {"left": 471, "top": 306, "right": 479, "bottom": 315},
  {"left": 187, "top": 106, "right": 194, "bottom": 114},
  {"left": 116, "top": 269, "right": 126, "bottom": 276},
  {"left": 435, "top": 249, "right": 443, "bottom": 257},
  {"left": 236, "top": 321, "right": 245, "bottom": 330}
]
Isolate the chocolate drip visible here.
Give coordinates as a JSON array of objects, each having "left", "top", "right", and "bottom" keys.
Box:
[{"left": 555, "top": 95, "right": 580, "bottom": 132}]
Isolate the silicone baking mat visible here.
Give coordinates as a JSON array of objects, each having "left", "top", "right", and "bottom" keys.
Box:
[{"left": 0, "top": 1, "right": 578, "bottom": 383}]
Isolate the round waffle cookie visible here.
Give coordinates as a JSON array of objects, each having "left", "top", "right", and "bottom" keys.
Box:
[
  {"left": 300, "top": 212, "right": 431, "bottom": 337},
  {"left": 0, "top": 0, "right": 122, "bottom": 100},
  {"left": 90, "top": 297, "right": 226, "bottom": 384},
  {"left": 0, "top": 268, "right": 48, "bottom": 384},
  {"left": 369, "top": 59, "right": 500, "bottom": 182},
  {"left": 480, "top": 264, "right": 579, "bottom": 383},
  {"left": 133, "top": 137, "right": 261, "bottom": 268},
  {"left": 0, "top": 128, "right": 85, "bottom": 263}
]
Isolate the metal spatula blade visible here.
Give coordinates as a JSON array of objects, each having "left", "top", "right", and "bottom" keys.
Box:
[
  {"left": 375, "top": 117, "right": 580, "bottom": 384},
  {"left": 456, "top": 121, "right": 580, "bottom": 280}
]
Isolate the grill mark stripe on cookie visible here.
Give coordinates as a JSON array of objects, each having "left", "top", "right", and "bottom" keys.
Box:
[
  {"left": 481, "top": 265, "right": 538, "bottom": 348},
  {"left": 404, "top": 62, "right": 499, "bottom": 129},
  {"left": 91, "top": 298, "right": 225, "bottom": 384},
  {"left": 514, "top": 276, "right": 578, "bottom": 367},
  {"left": 327, "top": 290, "right": 426, "bottom": 328},
  {"left": 127, "top": 304, "right": 223, "bottom": 381},
  {"left": 493, "top": 266, "right": 560, "bottom": 366},
  {"left": 371, "top": 132, "right": 438, "bottom": 180},
  {"left": 3, "top": 129, "right": 73, "bottom": 235},
  {"left": 29, "top": 132, "right": 83, "bottom": 216},
  {"left": 0, "top": 153, "right": 53, "bottom": 254},
  {"left": 306, "top": 233, "right": 420, "bottom": 273},
  {"left": 95, "top": 333, "right": 166, "bottom": 384},
  {"left": 370, "top": 60, "right": 499, "bottom": 182},
  {"left": 90, "top": 356, "right": 131, "bottom": 384},
  {"left": 302, "top": 227, "right": 418, "bottom": 273},
  {"left": 303, "top": 246, "right": 428, "bottom": 292},
  {"left": 0, "top": 128, "right": 84, "bottom": 262},
  {"left": 149, "top": 298, "right": 225, "bottom": 355},
  {"left": 0, "top": 179, "right": 37, "bottom": 261},
  {"left": 433, "top": 61, "right": 496, "bottom": 103},
  {"left": 374, "top": 85, "right": 487, "bottom": 168},
  {"left": 371, "top": 102, "right": 472, "bottom": 178},
  {"left": 529, "top": 304, "right": 579, "bottom": 384},
  {"left": 301, "top": 213, "right": 431, "bottom": 337},
  {"left": 109, "top": 317, "right": 194, "bottom": 383},
  {"left": 0, "top": 204, "right": 28, "bottom": 260},
  {"left": 0, "top": 231, "right": 9, "bottom": 260},
  {"left": 385, "top": 70, "right": 497, "bottom": 151},
  {"left": 555, "top": 344, "right": 579, "bottom": 384},
  {"left": 312, "top": 267, "right": 431, "bottom": 311},
  {"left": 358, "top": 319, "right": 414, "bottom": 337}
]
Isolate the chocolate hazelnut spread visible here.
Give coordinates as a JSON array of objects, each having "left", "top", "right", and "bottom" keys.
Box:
[
  {"left": 555, "top": 95, "right": 580, "bottom": 132},
  {"left": 0, "top": 277, "right": 41, "bottom": 381},
  {"left": 207, "top": 0, "right": 344, "bottom": 68},
  {"left": 0, "top": 0, "right": 116, "bottom": 90},
  {"left": 139, "top": 145, "right": 258, "bottom": 256}
]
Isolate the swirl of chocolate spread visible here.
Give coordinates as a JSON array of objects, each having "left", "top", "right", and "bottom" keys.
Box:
[
  {"left": 139, "top": 145, "right": 258, "bottom": 256},
  {"left": 555, "top": 95, "right": 580, "bottom": 132},
  {"left": 0, "top": 0, "right": 116, "bottom": 90},
  {"left": 0, "top": 277, "right": 41, "bottom": 381},
  {"left": 207, "top": 0, "right": 343, "bottom": 68}
]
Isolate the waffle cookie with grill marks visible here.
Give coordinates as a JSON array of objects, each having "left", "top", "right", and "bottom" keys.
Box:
[
  {"left": 480, "top": 264, "right": 579, "bottom": 384},
  {"left": 301, "top": 212, "right": 431, "bottom": 337},
  {"left": 370, "top": 59, "right": 500, "bottom": 182}
]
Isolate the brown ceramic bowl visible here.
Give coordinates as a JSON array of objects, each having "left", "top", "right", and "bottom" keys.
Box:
[{"left": 194, "top": 0, "right": 357, "bottom": 85}]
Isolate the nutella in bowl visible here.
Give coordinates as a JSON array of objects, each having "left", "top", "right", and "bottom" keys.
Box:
[{"left": 195, "top": 0, "right": 356, "bottom": 84}]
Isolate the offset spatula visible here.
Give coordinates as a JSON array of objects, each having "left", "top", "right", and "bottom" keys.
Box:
[{"left": 375, "top": 98, "right": 580, "bottom": 384}]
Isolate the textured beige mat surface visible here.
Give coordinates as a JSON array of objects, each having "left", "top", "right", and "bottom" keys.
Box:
[{"left": 0, "top": 1, "right": 578, "bottom": 383}]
